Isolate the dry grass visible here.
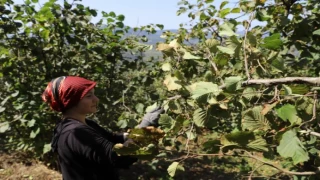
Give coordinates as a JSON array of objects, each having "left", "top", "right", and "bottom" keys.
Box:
[{"left": 0, "top": 152, "right": 62, "bottom": 180}]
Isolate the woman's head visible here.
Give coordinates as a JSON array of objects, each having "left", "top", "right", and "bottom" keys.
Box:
[{"left": 42, "top": 76, "right": 99, "bottom": 115}]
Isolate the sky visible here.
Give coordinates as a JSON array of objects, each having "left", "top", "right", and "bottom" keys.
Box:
[{"left": 13, "top": 0, "right": 265, "bottom": 30}]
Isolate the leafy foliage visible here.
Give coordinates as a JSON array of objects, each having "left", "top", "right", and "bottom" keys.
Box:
[
  {"left": 154, "top": 0, "right": 320, "bottom": 178},
  {"left": 0, "top": 0, "right": 165, "bottom": 158},
  {"left": 1, "top": 0, "right": 320, "bottom": 179}
]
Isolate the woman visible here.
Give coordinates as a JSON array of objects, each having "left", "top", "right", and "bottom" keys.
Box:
[{"left": 42, "top": 76, "right": 164, "bottom": 180}]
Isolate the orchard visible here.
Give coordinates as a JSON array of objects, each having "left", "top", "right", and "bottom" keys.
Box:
[{"left": 1, "top": 0, "right": 320, "bottom": 179}]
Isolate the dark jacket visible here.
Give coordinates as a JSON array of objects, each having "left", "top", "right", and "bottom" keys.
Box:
[{"left": 51, "top": 118, "right": 137, "bottom": 180}]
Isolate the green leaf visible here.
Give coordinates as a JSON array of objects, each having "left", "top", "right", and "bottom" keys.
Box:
[
  {"left": 200, "top": 12, "right": 210, "bottom": 20},
  {"left": 247, "top": 32, "right": 257, "bottom": 46},
  {"left": 163, "top": 75, "right": 182, "bottom": 91},
  {"left": 256, "top": 9, "right": 271, "bottom": 21},
  {"left": 116, "top": 22, "right": 124, "bottom": 28},
  {"left": 117, "top": 120, "right": 128, "bottom": 129},
  {"left": 11, "top": 91, "right": 19, "bottom": 97},
  {"left": 242, "top": 87, "right": 258, "bottom": 100},
  {"left": 109, "top": 11, "right": 116, "bottom": 17},
  {"left": 277, "top": 129, "right": 309, "bottom": 165},
  {"left": 231, "top": 8, "right": 240, "bottom": 13},
  {"left": 172, "top": 115, "right": 184, "bottom": 134},
  {"left": 191, "top": 82, "right": 221, "bottom": 99},
  {"left": 0, "top": 122, "right": 10, "bottom": 133},
  {"left": 117, "top": 14, "right": 125, "bottom": 21},
  {"left": 219, "top": 23, "right": 238, "bottom": 37},
  {"left": 242, "top": 106, "right": 270, "bottom": 131},
  {"left": 186, "top": 131, "right": 196, "bottom": 140},
  {"left": 156, "top": 24, "right": 164, "bottom": 30},
  {"left": 0, "top": 107, "right": 5, "bottom": 113},
  {"left": 205, "top": 38, "right": 219, "bottom": 52},
  {"left": 219, "top": 8, "right": 230, "bottom": 18},
  {"left": 261, "top": 33, "right": 283, "bottom": 50},
  {"left": 27, "top": 119, "right": 36, "bottom": 127},
  {"left": 312, "top": 29, "right": 320, "bottom": 36},
  {"left": 40, "top": 29, "right": 50, "bottom": 40},
  {"left": 43, "top": 143, "right": 51, "bottom": 154},
  {"left": 161, "top": 63, "right": 172, "bottom": 71},
  {"left": 217, "top": 46, "right": 234, "bottom": 55},
  {"left": 224, "top": 76, "right": 242, "bottom": 92},
  {"left": 168, "top": 100, "right": 182, "bottom": 114},
  {"left": 159, "top": 114, "right": 173, "bottom": 131},
  {"left": 167, "top": 162, "right": 179, "bottom": 177},
  {"left": 183, "top": 51, "right": 201, "bottom": 60},
  {"left": 128, "top": 127, "right": 165, "bottom": 147},
  {"left": 146, "top": 102, "right": 158, "bottom": 113},
  {"left": 282, "top": 85, "right": 292, "bottom": 95},
  {"left": 202, "top": 140, "right": 221, "bottom": 153},
  {"left": 247, "top": 137, "right": 268, "bottom": 152},
  {"left": 30, "top": 127, "right": 40, "bottom": 138},
  {"left": 220, "top": 1, "right": 228, "bottom": 9},
  {"left": 221, "top": 131, "right": 268, "bottom": 152},
  {"left": 275, "top": 104, "right": 301, "bottom": 125},
  {"left": 193, "top": 108, "right": 206, "bottom": 127},
  {"left": 135, "top": 103, "right": 144, "bottom": 114},
  {"left": 89, "top": 9, "right": 97, "bottom": 17},
  {"left": 208, "top": 97, "right": 218, "bottom": 105}
]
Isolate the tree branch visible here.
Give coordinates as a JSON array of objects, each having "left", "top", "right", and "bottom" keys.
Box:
[
  {"left": 300, "top": 91, "right": 318, "bottom": 128},
  {"left": 299, "top": 130, "right": 320, "bottom": 139},
  {"left": 245, "top": 152, "right": 320, "bottom": 176},
  {"left": 242, "top": 12, "right": 255, "bottom": 80},
  {"left": 165, "top": 150, "right": 320, "bottom": 176},
  {"left": 242, "top": 77, "right": 320, "bottom": 86}
]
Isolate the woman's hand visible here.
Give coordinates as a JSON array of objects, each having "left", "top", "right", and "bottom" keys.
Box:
[{"left": 138, "top": 106, "right": 165, "bottom": 128}]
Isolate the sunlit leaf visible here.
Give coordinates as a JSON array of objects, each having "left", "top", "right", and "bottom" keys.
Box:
[
  {"left": 163, "top": 75, "right": 182, "bottom": 91},
  {"left": 217, "top": 46, "right": 234, "bottom": 55},
  {"left": 0, "top": 122, "right": 10, "bottom": 133},
  {"left": 43, "top": 143, "right": 51, "bottom": 154},
  {"left": 312, "top": 29, "right": 320, "bottom": 36},
  {"left": 275, "top": 104, "right": 301, "bottom": 125},
  {"left": 193, "top": 108, "right": 206, "bottom": 127},
  {"left": 277, "top": 129, "right": 309, "bottom": 165},
  {"left": 224, "top": 76, "right": 242, "bottom": 92},
  {"left": 167, "top": 162, "right": 179, "bottom": 177},
  {"left": 161, "top": 63, "right": 172, "bottom": 71},
  {"left": 219, "top": 23, "right": 238, "bottom": 37},
  {"left": 191, "top": 82, "right": 221, "bottom": 99},
  {"left": 261, "top": 33, "right": 283, "bottom": 50},
  {"left": 242, "top": 106, "right": 270, "bottom": 131}
]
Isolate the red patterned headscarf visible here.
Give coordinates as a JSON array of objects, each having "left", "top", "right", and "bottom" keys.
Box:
[{"left": 42, "top": 76, "right": 96, "bottom": 112}]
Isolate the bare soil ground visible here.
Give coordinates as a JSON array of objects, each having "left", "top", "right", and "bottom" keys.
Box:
[
  {"left": 0, "top": 151, "right": 242, "bottom": 180},
  {"left": 0, "top": 152, "right": 61, "bottom": 180}
]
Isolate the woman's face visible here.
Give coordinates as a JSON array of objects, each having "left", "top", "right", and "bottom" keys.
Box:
[{"left": 74, "top": 88, "right": 99, "bottom": 115}]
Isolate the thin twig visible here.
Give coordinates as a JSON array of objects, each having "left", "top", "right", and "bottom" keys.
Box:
[
  {"left": 166, "top": 150, "right": 320, "bottom": 176},
  {"left": 243, "top": 12, "right": 255, "bottom": 80},
  {"left": 248, "top": 164, "right": 264, "bottom": 180},
  {"left": 268, "top": 86, "right": 279, "bottom": 104},
  {"left": 300, "top": 91, "right": 318, "bottom": 128},
  {"left": 167, "top": 95, "right": 182, "bottom": 101},
  {"left": 122, "top": 91, "right": 132, "bottom": 113},
  {"left": 206, "top": 48, "right": 219, "bottom": 73},
  {"left": 257, "top": 59, "right": 267, "bottom": 73},
  {"left": 299, "top": 130, "right": 320, "bottom": 139},
  {"left": 245, "top": 151, "right": 320, "bottom": 176},
  {"left": 210, "top": 27, "right": 223, "bottom": 44},
  {"left": 185, "top": 121, "right": 194, "bottom": 150},
  {"left": 162, "top": 95, "right": 182, "bottom": 108}
]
